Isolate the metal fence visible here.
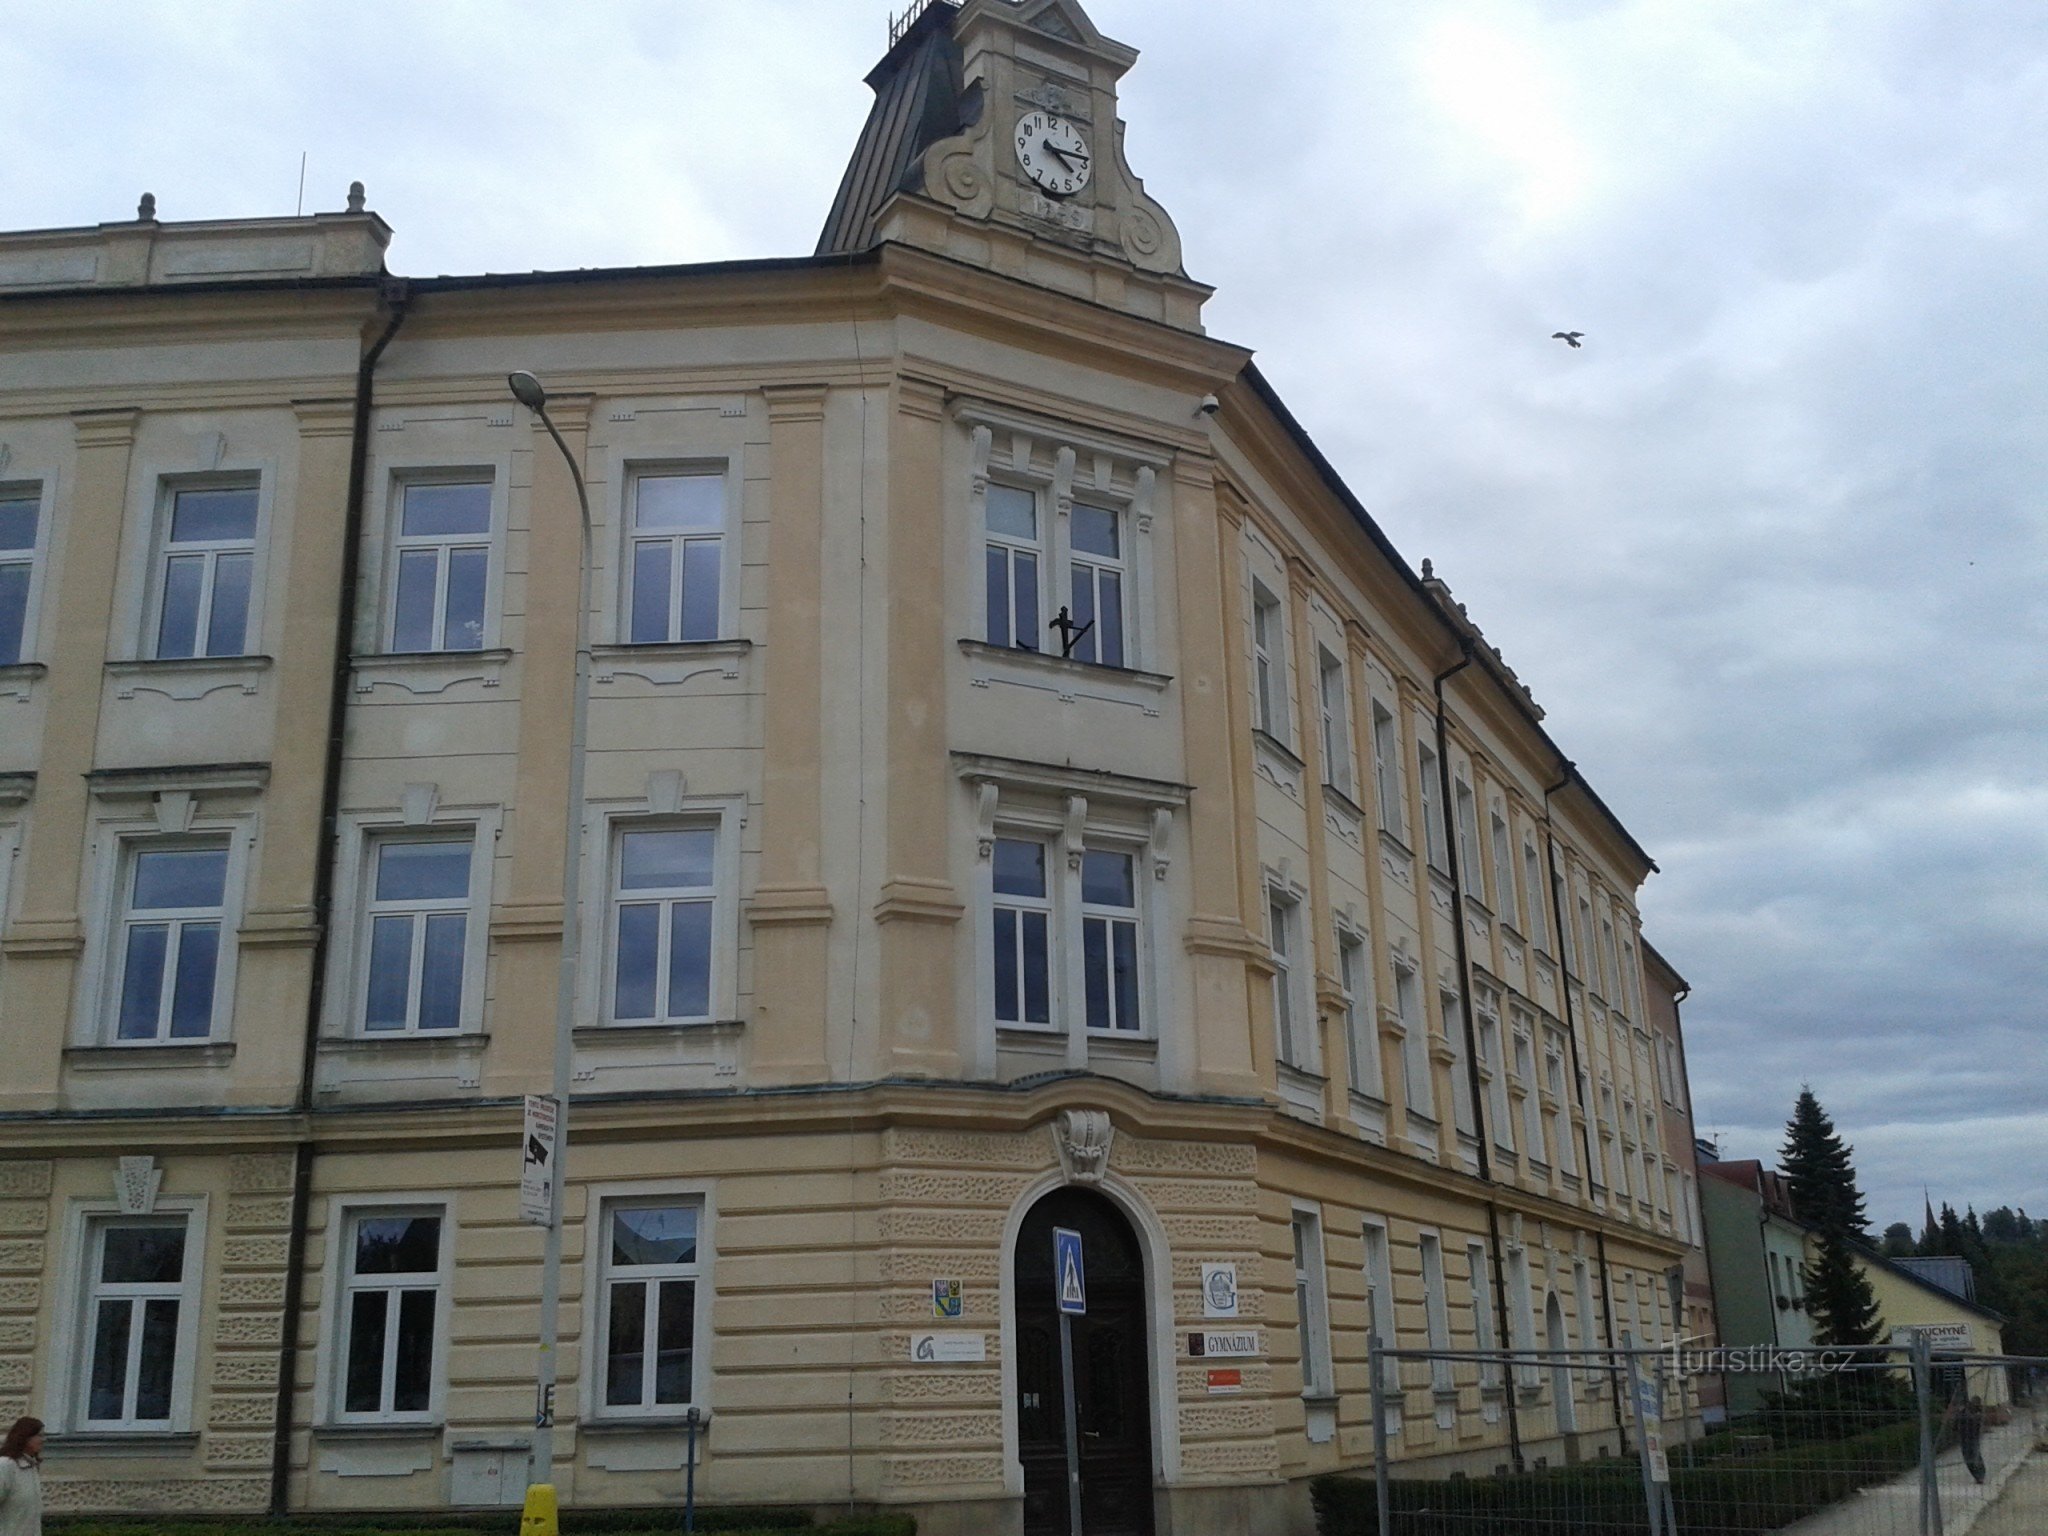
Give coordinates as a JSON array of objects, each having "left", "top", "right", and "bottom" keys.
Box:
[{"left": 1314, "top": 1338, "right": 2048, "bottom": 1535}]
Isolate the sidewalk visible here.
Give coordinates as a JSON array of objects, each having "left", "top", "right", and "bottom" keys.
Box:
[
  {"left": 1780, "top": 1416, "right": 2037, "bottom": 1536},
  {"left": 1968, "top": 1445, "right": 2048, "bottom": 1536}
]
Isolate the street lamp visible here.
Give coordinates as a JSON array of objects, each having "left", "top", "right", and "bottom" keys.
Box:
[{"left": 509, "top": 369, "right": 593, "bottom": 1490}]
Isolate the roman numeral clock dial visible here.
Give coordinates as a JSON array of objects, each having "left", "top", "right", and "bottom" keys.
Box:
[{"left": 1013, "top": 109, "right": 1092, "bottom": 198}]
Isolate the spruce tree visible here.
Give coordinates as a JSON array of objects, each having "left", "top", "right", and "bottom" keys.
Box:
[
  {"left": 1802, "top": 1229, "right": 1885, "bottom": 1346},
  {"left": 1779, "top": 1088, "right": 1869, "bottom": 1238}
]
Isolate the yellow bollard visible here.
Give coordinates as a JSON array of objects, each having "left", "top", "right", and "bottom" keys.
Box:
[{"left": 519, "top": 1482, "right": 559, "bottom": 1536}]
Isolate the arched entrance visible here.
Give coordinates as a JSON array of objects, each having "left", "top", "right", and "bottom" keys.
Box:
[
  {"left": 1546, "top": 1291, "right": 1578, "bottom": 1434},
  {"left": 1014, "top": 1186, "right": 1154, "bottom": 1536}
]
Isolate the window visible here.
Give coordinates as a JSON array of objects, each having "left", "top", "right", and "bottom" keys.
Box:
[
  {"left": 626, "top": 469, "right": 723, "bottom": 644},
  {"left": 598, "top": 1200, "right": 703, "bottom": 1414},
  {"left": 362, "top": 836, "right": 473, "bottom": 1034},
  {"left": 1395, "top": 959, "right": 1432, "bottom": 1121},
  {"left": 1490, "top": 810, "right": 1516, "bottom": 927},
  {"left": 610, "top": 825, "right": 717, "bottom": 1025},
  {"left": 1317, "top": 648, "right": 1351, "bottom": 795},
  {"left": 1523, "top": 840, "right": 1549, "bottom": 950},
  {"left": 1067, "top": 501, "right": 1127, "bottom": 667},
  {"left": 1269, "top": 890, "right": 1306, "bottom": 1069},
  {"left": 1515, "top": 1034, "right": 1545, "bottom": 1163},
  {"left": 338, "top": 1210, "right": 443, "bottom": 1420},
  {"left": 1080, "top": 849, "right": 1140, "bottom": 1032},
  {"left": 1453, "top": 777, "right": 1480, "bottom": 886},
  {"left": 1251, "top": 582, "right": 1285, "bottom": 740},
  {"left": 1621, "top": 940, "right": 1642, "bottom": 1020},
  {"left": 1291, "top": 1210, "right": 1332, "bottom": 1397},
  {"left": 1467, "top": 1240, "right": 1502, "bottom": 1390},
  {"left": 1361, "top": 1219, "right": 1399, "bottom": 1403},
  {"left": 984, "top": 484, "right": 1041, "bottom": 651},
  {"left": 113, "top": 842, "right": 229, "bottom": 1042},
  {"left": 1506, "top": 1244, "right": 1538, "bottom": 1386},
  {"left": 153, "top": 482, "right": 257, "bottom": 659},
  {"left": 389, "top": 478, "right": 491, "bottom": 652},
  {"left": 1476, "top": 1007, "right": 1512, "bottom": 1150},
  {"left": 0, "top": 486, "right": 39, "bottom": 666},
  {"left": 1419, "top": 1232, "right": 1452, "bottom": 1393},
  {"left": 992, "top": 836, "right": 1052, "bottom": 1027},
  {"left": 81, "top": 1217, "right": 189, "bottom": 1427},
  {"left": 1440, "top": 989, "right": 1475, "bottom": 1138},
  {"left": 1601, "top": 916, "right": 1621, "bottom": 1003},
  {"left": 1370, "top": 699, "right": 1404, "bottom": 838},
  {"left": 1573, "top": 1259, "right": 1597, "bottom": 1367},
  {"left": 1545, "top": 1043, "right": 1575, "bottom": 1175},
  {"left": 1417, "top": 744, "right": 1447, "bottom": 872},
  {"left": 1576, "top": 896, "right": 1594, "bottom": 981},
  {"left": 1338, "top": 930, "right": 1380, "bottom": 1099},
  {"left": 1603, "top": 1086, "right": 1626, "bottom": 1197}
]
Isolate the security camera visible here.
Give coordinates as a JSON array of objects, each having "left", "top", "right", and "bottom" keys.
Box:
[{"left": 1196, "top": 393, "right": 1221, "bottom": 415}]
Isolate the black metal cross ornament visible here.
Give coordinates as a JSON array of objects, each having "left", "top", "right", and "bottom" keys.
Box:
[{"left": 1048, "top": 605, "right": 1093, "bottom": 658}]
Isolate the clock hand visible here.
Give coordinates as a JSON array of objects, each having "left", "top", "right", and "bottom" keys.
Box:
[{"left": 1043, "top": 140, "right": 1089, "bottom": 170}]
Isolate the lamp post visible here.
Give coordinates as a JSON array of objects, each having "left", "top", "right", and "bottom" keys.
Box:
[{"left": 509, "top": 369, "right": 593, "bottom": 1489}]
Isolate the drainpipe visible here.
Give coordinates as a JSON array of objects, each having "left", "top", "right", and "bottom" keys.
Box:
[
  {"left": 1541, "top": 768, "right": 1625, "bottom": 1445},
  {"left": 1431, "top": 645, "right": 1523, "bottom": 1472},
  {"left": 269, "top": 279, "right": 412, "bottom": 1516}
]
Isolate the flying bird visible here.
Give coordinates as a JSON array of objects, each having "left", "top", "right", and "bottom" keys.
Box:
[{"left": 1552, "top": 331, "right": 1584, "bottom": 348}]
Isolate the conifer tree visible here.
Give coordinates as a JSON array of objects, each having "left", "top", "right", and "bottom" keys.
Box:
[
  {"left": 1779, "top": 1088, "right": 1869, "bottom": 1238},
  {"left": 1803, "top": 1229, "right": 1885, "bottom": 1346}
]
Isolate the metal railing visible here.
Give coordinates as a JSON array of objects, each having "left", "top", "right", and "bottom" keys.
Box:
[{"left": 1313, "top": 1337, "right": 2048, "bottom": 1535}]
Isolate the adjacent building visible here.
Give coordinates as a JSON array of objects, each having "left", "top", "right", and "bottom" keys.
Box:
[{"left": 0, "top": 3, "right": 1701, "bottom": 1532}]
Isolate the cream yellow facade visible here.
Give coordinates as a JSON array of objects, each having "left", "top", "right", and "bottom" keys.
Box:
[{"left": 0, "top": 3, "right": 1697, "bottom": 1531}]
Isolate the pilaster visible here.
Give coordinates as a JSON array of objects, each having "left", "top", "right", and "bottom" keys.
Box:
[{"left": 748, "top": 384, "right": 834, "bottom": 1083}]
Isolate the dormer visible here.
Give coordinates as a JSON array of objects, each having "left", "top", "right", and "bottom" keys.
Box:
[{"left": 817, "top": 0, "right": 1209, "bottom": 331}]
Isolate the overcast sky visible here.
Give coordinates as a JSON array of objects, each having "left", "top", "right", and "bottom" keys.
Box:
[{"left": 5, "top": 0, "right": 2042, "bottom": 1231}]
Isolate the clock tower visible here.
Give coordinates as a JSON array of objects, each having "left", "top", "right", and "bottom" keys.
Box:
[{"left": 817, "top": 0, "right": 1209, "bottom": 331}]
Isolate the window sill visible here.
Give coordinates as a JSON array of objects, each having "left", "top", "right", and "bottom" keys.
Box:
[
  {"left": 1322, "top": 783, "right": 1366, "bottom": 821},
  {"left": 0, "top": 661, "right": 47, "bottom": 700},
  {"left": 320, "top": 1031, "right": 488, "bottom": 1053},
  {"left": 65, "top": 1041, "right": 235, "bottom": 1069},
  {"left": 313, "top": 1421, "right": 442, "bottom": 1439},
  {"left": 591, "top": 639, "right": 751, "bottom": 690},
  {"left": 46, "top": 1430, "right": 199, "bottom": 1454},
  {"left": 956, "top": 638, "right": 1171, "bottom": 691},
  {"left": 576, "top": 1018, "right": 743, "bottom": 1041},
  {"left": 580, "top": 1412, "right": 711, "bottom": 1434},
  {"left": 1252, "top": 728, "right": 1303, "bottom": 771},
  {"left": 105, "top": 654, "right": 274, "bottom": 702},
  {"left": 1301, "top": 1391, "right": 1339, "bottom": 1410},
  {"left": 0, "top": 770, "right": 33, "bottom": 807},
  {"left": 351, "top": 647, "right": 512, "bottom": 699},
  {"left": 1086, "top": 1030, "right": 1158, "bottom": 1057}
]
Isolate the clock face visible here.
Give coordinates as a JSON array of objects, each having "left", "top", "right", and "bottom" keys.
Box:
[{"left": 1013, "top": 109, "right": 1093, "bottom": 198}]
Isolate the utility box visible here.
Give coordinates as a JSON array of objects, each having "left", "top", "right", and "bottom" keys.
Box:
[{"left": 449, "top": 1438, "right": 532, "bottom": 1507}]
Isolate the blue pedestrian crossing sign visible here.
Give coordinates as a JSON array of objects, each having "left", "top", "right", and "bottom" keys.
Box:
[{"left": 1054, "top": 1227, "right": 1087, "bottom": 1315}]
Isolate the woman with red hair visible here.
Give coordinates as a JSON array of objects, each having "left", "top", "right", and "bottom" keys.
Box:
[{"left": 0, "top": 1417, "right": 42, "bottom": 1536}]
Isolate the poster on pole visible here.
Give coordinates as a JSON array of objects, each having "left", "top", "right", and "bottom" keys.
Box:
[
  {"left": 1054, "top": 1227, "right": 1087, "bottom": 1316},
  {"left": 519, "top": 1094, "right": 559, "bottom": 1227}
]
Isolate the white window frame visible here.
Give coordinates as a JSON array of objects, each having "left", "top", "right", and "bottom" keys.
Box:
[
  {"left": 603, "top": 815, "right": 729, "bottom": 1028},
  {"left": 1476, "top": 1000, "right": 1513, "bottom": 1152},
  {"left": 1064, "top": 496, "right": 1133, "bottom": 668},
  {"left": 1291, "top": 1206, "right": 1333, "bottom": 1399},
  {"left": 1078, "top": 842, "right": 1145, "bottom": 1035},
  {"left": 145, "top": 474, "right": 264, "bottom": 661},
  {"left": 1317, "top": 646, "right": 1353, "bottom": 797},
  {"left": 982, "top": 479, "right": 1045, "bottom": 653},
  {"left": 323, "top": 807, "right": 498, "bottom": 1039},
  {"left": 616, "top": 460, "right": 735, "bottom": 646},
  {"left": 1418, "top": 1230, "right": 1453, "bottom": 1394},
  {"left": 1251, "top": 581, "right": 1287, "bottom": 742},
  {"left": 1268, "top": 887, "right": 1311, "bottom": 1071},
  {"left": 1506, "top": 1242, "right": 1538, "bottom": 1388},
  {"left": 1467, "top": 1239, "right": 1502, "bottom": 1391},
  {"left": 73, "top": 1211, "right": 202, "bottom": 1431},
  {"left": 0, "top": 477, "right": 53, "bottom": 669},
  {"left": 1515, "top": 1031, "right": 1546, "bottom": 1165},
  {"left": 320, "top": 1198, "right": 452, "bottom": 1426},
  {"left": 46, "top": 1195, "right": 209, "bottom": 1436},
  {"left": 587, "top": 1188, "right": 713, "bottom": 1420},
  {"left": 104, "top": 836, "right": 234, "bottom": 1045},
  {"left": 1545, "top": 1039, "right": 1576, "bottom": 1175},
  {"left": 356, "top": 829, "right": 482, "bottom": 1037},
  {"left": 1361, "top": 1217, "right": 1401, "bottom": 1419},
  {"left": 1417, "top": 743, "right": 1447, "bottom": 872},
  {"left": 382, "top": 470, "right": 500, "bottom": 654},
  {"left": 1395, "top": 956, "right": 1433, "bottom": 1124},
  {"left": 1523, "top": 838, "right": 1549, "bottom": 951},
  {"left": 990, "top": 831, "right": 1057, "bottom": 1031},
  {"left": 1338, "top": 926, "right": 1381, "bottom": 1102},
  {"left": 1370, "top": 695, "right": 1405, "bottom": 841},
  {"left": 1440, "top": 986, "right": 1475, "bottom": 1138},
  {"left": 1489, "top": 807, "right": 1517, "bottom": 930},
  {"left": 1453, "top": 774, "right": 1481, "bottom": 891}
]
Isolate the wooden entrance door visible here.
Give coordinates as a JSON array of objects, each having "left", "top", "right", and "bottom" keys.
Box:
[{"left": 1016, "top": 1187, "right": 1154, "bottom": 1536}]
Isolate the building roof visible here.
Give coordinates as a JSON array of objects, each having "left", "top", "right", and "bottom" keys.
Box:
[{"left": 816, "top": 1, "right": 969, "bottom": 257}]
